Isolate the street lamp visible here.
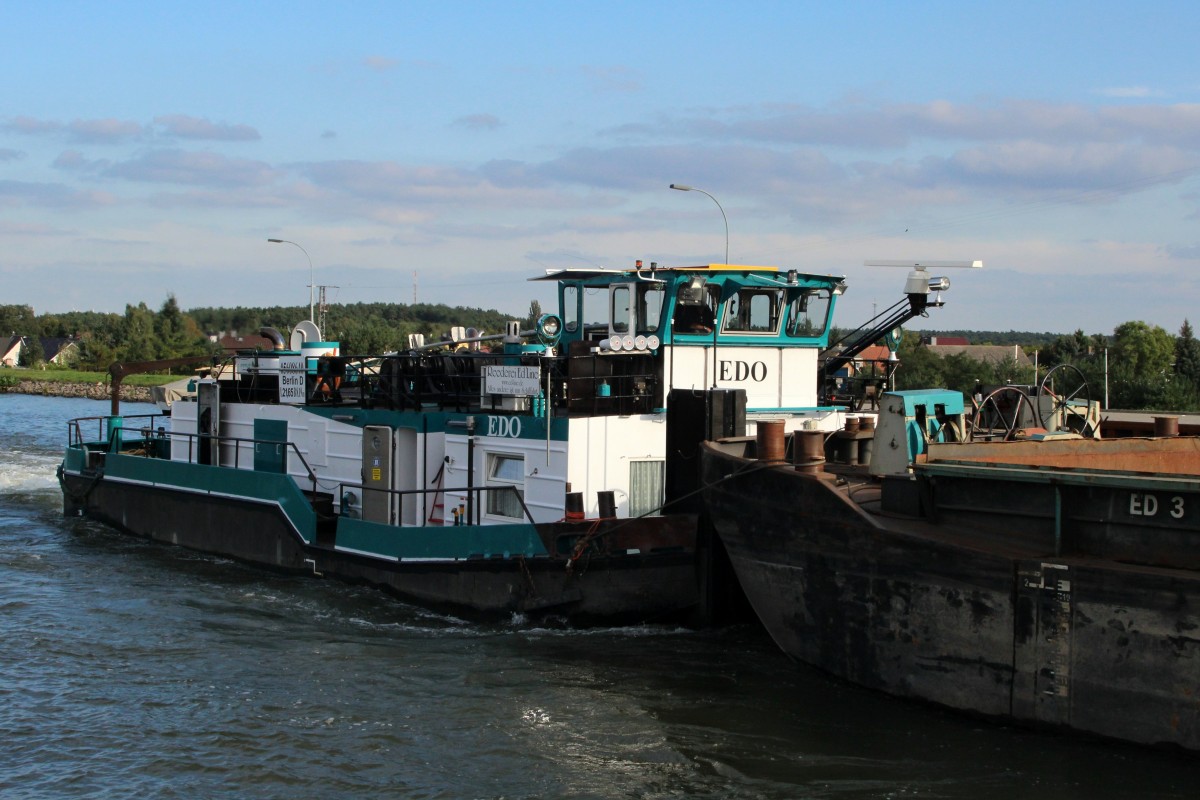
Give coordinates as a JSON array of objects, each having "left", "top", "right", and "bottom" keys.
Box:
[
  {"left": 267, "top": 238, "right": 314, "bottom": 322},
  {"left": 670, "top": 183, "right": 729, "bottom": 264}
]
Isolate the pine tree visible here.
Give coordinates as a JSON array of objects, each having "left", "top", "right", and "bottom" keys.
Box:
[
  {"left": 526, "top": 299, "right": 543, "bottom": 329},
  {"left": 1175, "top": 319, "right": 1200, "bottom": 390}
]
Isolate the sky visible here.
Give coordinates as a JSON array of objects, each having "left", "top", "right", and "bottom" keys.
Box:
[{"left": 3, "top": 1, "right": 1200, "bottom": 336}]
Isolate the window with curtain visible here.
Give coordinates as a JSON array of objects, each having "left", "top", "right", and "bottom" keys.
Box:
[
  {"left": 628, "top": 460, "right": 665, "bottom": 518},
  {"left": 485, "top": 452, "right": 525, "bottom": 519}
]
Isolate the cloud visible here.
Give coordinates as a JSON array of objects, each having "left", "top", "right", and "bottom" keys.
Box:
[
  {"left": 143, "top": 187, "right": 291, "bottom": 209},
  {"left": 103, "top": 149, "right": 280, "bottom": 188},
  {"left": 67, "top": 118, "right": 145, "bottom": 143},
  {"left": 153, "top": 114, "right": 261, "bottom": 141},
  {"left": 581, "top": 65, "right": 641, "bottom": 94},
  {"left": 1098, "top": 86, "right": 1165, "bottom": 98},
  {"left": 1164, "top": 243, "right": 1200, "bottom": 260},
  {"left": 938, "top": 141, "right": 1199, "bottom": 194},
  {"left": 298, "top": 160, "right": 482, "bottom": 202},
  {"left": 3, "top": 116, "right": 61, "bottom": 135},
  {"left": 453, "top": 113, "right": 502, "bottom": 131},
  {"left": 0, "top": 148, "right": 22, "bottom": 161},
  {"left": 538, "top": 144, "right": 843, "bottom": 193},
  {"left": 0, "top": 179, "right": 116, "bottom": 208},
  {"left": 321, "top": 130, "right": 337, "bottom": 140},
  {"left": 52, "top": 149, "right": 107, "bottom": 171},
  {"left": 364, "top": 55, "right": 399, "bottom": 72},
  {"left": 2, "top": 115, "right": 143, "bottom": 143},
  {"left": 0, "top": 220, "right": 69, "bottom": 236},
  {"left": 610, "top": 99, "right": 1200, "bottom": 151},
  {"left": 7, "top": 114, "right": 266, "bottom": 145}
]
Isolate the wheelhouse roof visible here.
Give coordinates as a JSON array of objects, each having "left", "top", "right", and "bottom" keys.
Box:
[{"left": 531, "top": 263, "right": 844, "bottom": 284}]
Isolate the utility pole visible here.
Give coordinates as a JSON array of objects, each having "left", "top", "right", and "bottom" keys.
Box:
[{"left": 317, "top": 285, "right": 338, "bottom": 338}]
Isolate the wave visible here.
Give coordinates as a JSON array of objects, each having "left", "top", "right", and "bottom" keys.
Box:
[{"left": 0, "top": 448, "right": 63, "bottom": 494}]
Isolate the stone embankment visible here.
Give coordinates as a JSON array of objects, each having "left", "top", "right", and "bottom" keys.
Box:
[{"left": 2, "top": 380, "right": 153, "bottom": 403}]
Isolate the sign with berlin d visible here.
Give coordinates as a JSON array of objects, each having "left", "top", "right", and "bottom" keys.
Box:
[
  {"left": 278, "top": 355, "right": 307, "bottom": 404},
  {"left": 483, "top": 365, "right": 541, "bottom": 396}
]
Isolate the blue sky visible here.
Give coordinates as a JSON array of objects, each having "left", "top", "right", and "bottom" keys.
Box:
[{"left": 3, "top": 1, "right": 1200, "bottom": 335}]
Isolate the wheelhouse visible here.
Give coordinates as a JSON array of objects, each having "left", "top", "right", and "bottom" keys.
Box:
[{"left": 539, "top": 262, "right": 844, "bottom": 413}]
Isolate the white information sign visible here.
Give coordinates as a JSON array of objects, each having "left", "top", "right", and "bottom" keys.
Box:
[
  {"left": 483, "top": 365, "right": 541, "bottom": 396},
  {"left": 278, "top": 355, "right": 308, "bottom": 404}
]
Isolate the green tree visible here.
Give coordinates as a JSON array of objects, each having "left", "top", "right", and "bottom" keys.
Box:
[
  {"left": 332, "top": 317, "right": 400, "bottom": 355},
  {"left": 1109, "top": 320, "right": 1175, "bottom": 408},
  {"left": 18, "top": 336, "right": 44, "bottom": 366},
  {"left": 154, "top": 295, "right": 211, "bottom": 358},
  {"left": 120, "top": 303, "right": 158, "bottom": 362},
  {"left": 1175, "top": 320, "right": 1200, "bottom": 388},
  {"left": 155, "top": 295, "right": 189, "bottom": 357},
  {"left": 0, "top": 304, "right": 37, "bottom": 336},
  {"left": 526, "top": 299, "right": 543, "bottom": 329},
  {"left": 75, "top": 331, "right": 118, "bottom": 371},
  {"left": 893, "top": 338, "right": 945, "bottom": 389}
]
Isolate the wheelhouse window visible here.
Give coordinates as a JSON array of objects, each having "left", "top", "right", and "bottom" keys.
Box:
[
  {"left": 786, "top": 288, "right": 833, "bottom": 338},
  {"left": 562, "top": 285, "right": 579, "bottom": 334},
  {"left": 582, "top": 286, "right": 609, "bottom": 338},
  {"left": 611, "top": 285, "right": 632, "bottom": 333},
  {"left": 636, "top": 284, "right": 664, "bottom": 333},
  {"left": 485, "top": 452, "right": 525, "bottom": 519},
  {"left": 673, "top": 282, "right": 718, "bottom": 334},
  {"left": 722, "top": 288, "right": 784, "bottom": 334},
  {"left": 611, "top": 283, "right": 665, "bottom": 335}
]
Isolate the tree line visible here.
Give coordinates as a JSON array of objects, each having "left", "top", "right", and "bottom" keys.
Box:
[
  {"left": 6, "top": 299, "right": 1199, "bottom": 410},
  {"left": 0, "top": 297, "right": 535, "bottom": 372},
  {"left": 895, "top": 320, "right": 1200, "bottom": 411}
]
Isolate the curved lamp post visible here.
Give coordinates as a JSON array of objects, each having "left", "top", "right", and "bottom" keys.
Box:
[
  {"left": 670, "top": 183, "right": 729, "bottom": 264},
  {"left": 267, "top": 238, "right": 314, "bottom": 322}
]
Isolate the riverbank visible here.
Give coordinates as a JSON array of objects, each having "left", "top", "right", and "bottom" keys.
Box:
[{"left": 0, "top": 379, "right": 153, "bottom": 403}]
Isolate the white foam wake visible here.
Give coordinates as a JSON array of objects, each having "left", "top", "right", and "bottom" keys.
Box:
[{"left": 0, "top": 449, "right": 62, "bottom": 494}]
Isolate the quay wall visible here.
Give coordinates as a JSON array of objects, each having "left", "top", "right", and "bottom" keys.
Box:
[{"left": 0, "top": 380, "right": 153, "bottom": 404}]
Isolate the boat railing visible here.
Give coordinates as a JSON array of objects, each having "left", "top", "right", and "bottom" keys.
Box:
[
  {"left": 67, "top": 413, "right": 167, "bottom": 449},
  {"left": 337, "top": 483, "right": 536, "bottom": 527},
  {"left": 158, "top": 429, "right": 320, "bottom": 495},
  {"left": 367, "top": 351, "right": 544, "bottom": 412},
  {"left": 68, "top": 415, "right": 319, "bottom": 496},
  {"left": 564, "top": 348, "right": 661, "bottom": 415}
]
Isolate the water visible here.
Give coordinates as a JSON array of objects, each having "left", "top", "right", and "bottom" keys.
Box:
[{"left": 1, "top": 394, "right": 1196, "bottom": 799}]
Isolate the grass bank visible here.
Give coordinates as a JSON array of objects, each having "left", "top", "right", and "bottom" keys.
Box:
[
  {"left": 0, "top": 368, "right": 180, "bottom": 387},
  {"left": 0, "top": 368, "right": 183, "bottom": 402}
]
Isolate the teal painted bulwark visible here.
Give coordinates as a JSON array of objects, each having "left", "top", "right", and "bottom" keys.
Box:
[
  {"left": 102, "top": 454, "right": 318, "bottom": 544},
  {"left": 63, "top": 445, "right": 89, "bottom": 473},
  {"left": 304, "top": 406, "right": 570, "bottom": 441},
  {"left": 253, "top": 418, "right": 289, "bottom": 473},
  {"left": 336, "top": 517, "right": 549, "bottom": 561}
]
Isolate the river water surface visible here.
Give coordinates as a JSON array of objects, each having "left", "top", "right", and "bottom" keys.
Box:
[{"left": 1, "top": 394, "right": 1196, "bottom": 798}]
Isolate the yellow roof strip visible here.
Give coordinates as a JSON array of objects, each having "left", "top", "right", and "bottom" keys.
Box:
[{"left": 669, "top": 263, "right": 778, "bottom": 272}]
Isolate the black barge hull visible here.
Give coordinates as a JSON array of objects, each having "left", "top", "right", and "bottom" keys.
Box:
[
  {"left": 60, "top": 467, "right": 702, "bottom": 625},
  {"left": 700, "top": 438, "right": 1200, "bottom": 752}
]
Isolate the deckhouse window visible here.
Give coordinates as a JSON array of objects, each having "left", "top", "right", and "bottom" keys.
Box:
[
  {"left": 629, "top": 460, "right": 665, "bottom": 518},
  {"left": 786, "top": 289, "right": 832, "bottom": 337},
  {"left": 722, "top": 289, "right": 784, "bottom": 334},
  {"left": 485, "top": 453, "right": 525, "bottom": 519}
]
